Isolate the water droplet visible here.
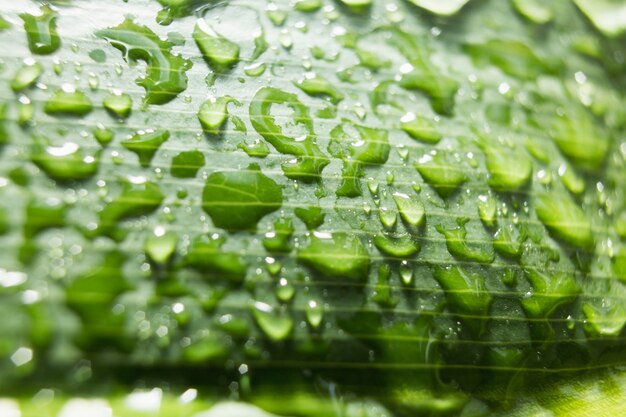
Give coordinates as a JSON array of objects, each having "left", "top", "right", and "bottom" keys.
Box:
[
  {"left": 0, "top": 104, "right": 9, "bottom": 145},
  {"left": 433, "top": 265, "right": 492, "bottom": 334},
  {"left": 385, "top": 3, "right": 405, "bottom": 22},
  {"left": 44, "top": 88, "right": 93, "bottom": 117},
  {"left": 266, "top": 257, "right": 282, "bottom": 276},
  {"left": 368, "top": 180, "right": 379, "bottom": 195},
  {"left": 244, "top": 62, "right": 266, "bottom": 77},
  {"left": 294, "top": 0, "right": 323, "bottom": 12},
  {"left": 170, "top": 150, "right": 205, "bottom": 178},
  {"left": 89, "top": 48, "right": 106, "bottom": 63},
  {"left": 94, "top": 178, "right": 164, "bottom": 240},
  {"left": 535, "top": 192, "right": 593, "bottom": 248},
  {"left": 276, "top": 278, "right": 295, "bottom": 302},
  {"left": 11, "top": 59, "right": 44, "bottom": 92},
  {"left": 176, "top": 188, "right": 188, "bottom": 199},
  {"left": 144, "top": 229, "right": 177, "bottom": 264},
  {"left": 298, "top": 232, "right": 370, "bottom": 280},
  {"left": 415, "top": 152, "right": 467, "bottom": 198},
  {"left": 94, "top": 127, "right": 114, "bottom": 147},
  {"left": 536, "top": 169, "right": 552, "bottom": 185},
  {"left": 389, "top": 27, "right": 459, "bottom": 115},
  {"left": 295, "top": 72, "right": 344, "bottom": 104},
  {"left": 250, "top": 87, "right": 329, "bottom": 181},
  {"left": 512, "top": 0, "right": 554, "bottom": 24},
  {"left": 393, "top": 192, "right": 425, "bottom": 227},
  {"left": 406, "top": 0, "right": 470, "bottom": 16},
  {"left": 374, "top": 232, "right": 420, "bottom": 257},
  {"left": 20, "top": 5, "right": 60, "bottom": 55},
  {"left": 329, "top": 122, "right": 390, "bottom": 197},
  {"left": 305, "top": 300, "right": 324, "bottom": 329},
  {"left": 103, "top": 92, "right": 132, "bottom": 119},
  {"left": 87, "top": 72, "right": 100, "bottom": 91},
  {"left": 400, "top": 112, "right": 442, "bottom": 144},
  {"left": 193, "top": 20, "right": 240, "bottom": 72},
  {"left": 379, "top": 207, "right": 397, "bottom": 230},
  {"left": 397, "top": 145, "right": 409, "bottom": 160},
  {"left": 202, "top": 164, "right": 282, "bottom": 231},
  {"left": 521, "top": 268, "right": 579, "bottom": 319},
  {"left": 572, "top": 0, "right": 626, "bottom": 37},
  {"left": 373, "top": 264, "right": 398, "bottom": 307},
  {"left": 464, "top": 38, "right": 553, "bottom": 81},
  {"left": 558, "top": 163, "right": 585, "bottom": 195},
  {"left": 186, "top": 235, "right": 248, "bottom": 282},
  {"left": 198, "top": 96, "right": 237, "bottom": 135},
  {"left": 399, "top": 261, "right": 413, "bottom": 284},
  {"left": 31, "top": 137, "right": 100, "bottom": 181},
  {"left": 436, "top": 218, "right": 494, "bottom": 263},
  {"left": 477, "top": 135, "right": 533, "bottom": 192},
  {"left": 251, "top": 301, "right": 293, "bottom": 342},
  {"left": 263, "top": 218, "right": 294, "bottom": 253},
  {"left": 238, "top": 139, "right": 270, "bottom": 158},
  {"left": 0, "top": 15, "right": 12, "bottom": 32},
  {"left": 294, "top": 206, "right": 325, "bottom": 230},
  {"left": 493, "top": 225, "right": 523, "bottom": 259},
  {"left": 97, "top": 19, "right": 191, "bottom": 104},
  {"left": 476, "top": 195, "right": 497, "bottom": 227},
  {"left": 279, "top": 30, "right": 293, "bottom": 50},
  {"left": 18, "top": 98, "right": 34, "bottom": 126},
  {"left": 267, "top": 4, "right": 288, "bottom": 26},
  {"left": 121, "top": 129, "right": 169, "bottom": 168}
]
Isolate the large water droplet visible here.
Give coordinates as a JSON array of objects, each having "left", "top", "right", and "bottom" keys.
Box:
[
  {"left": 20, "top": 6, "right": 61, "bottom": 55},
  {"left": 94, "top": 177, "right": 165, "bottom": 241},
  {"left": 406, "top": 0, "right": 470, "bottom": 16},
  {"left": 193, "top": 20, "right": 240, "bottom": 72},
  {"left": 103, "top": 92, "right": 132, "bottom": 119},
  {"left": 97, "top": 19, "right": 192, "bottom": 104},
  {"left": 535, "top": 192, "right": 593, "bottom": 248},
  {"left": 121, "top": 129, "right": 169, "bottom": 168},
  {"left": 263, "top": 218, "right": 294, "bottom": 253},
  {"left": 374, "top": 232, "right": 420, "bottom": 257},
  {"left": 11, "top": 59, "right": 44, "bottom": 92},
  {"left": 393, "top": 192, "right": 425, "bottom": 227},
  {"left": 512, "top": 0, "right": 554, "bottom": 24},
  {"left": 294, "top": 72, "right": 344, "bottom": 104},
  {"left": 202, "top": 163, "right": 283, "bottom": 231},
  {"left": 251, "top": 301, "right": 293, "bottom": 342},
  {"left": 298, "top": 232, "right": 370, "bottom": 281},
  {"left": 185, "top": 235, "right": 248, "bottom": 283},
  {"left": 415, "top": 152, "right": 467, "bottom": 198},
  {"left": 170, "top": 150, "right": 205, "bottom": 178},
  {"left": 400, "top": 112, "right": 442, "bottom": 144},
  {"left": 44, "top": 88, "right": 93, "bottom": 117},
  {"left": 436, "top": 218, "right": 494, "bottom": 263},
  {"left": 328, "top": 122, "right": 390, "bottom": 197},
  {"left": 250, "top": 87, "right": 329, "bottom": 182},
  {"left": 31, "top": 137, "right": 100, "bottom": 181},
  {"left": 198, "top": 96, "right": 237, "bottom": 135}
]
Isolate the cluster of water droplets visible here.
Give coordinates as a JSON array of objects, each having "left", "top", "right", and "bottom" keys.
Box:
[{"left": 0, "top": 0, "right": 625, "bottom": 415}]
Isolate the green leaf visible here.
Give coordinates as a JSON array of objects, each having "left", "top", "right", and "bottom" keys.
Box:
[{"left": 0, "top": 0, "right": 625, "bottom": 415}]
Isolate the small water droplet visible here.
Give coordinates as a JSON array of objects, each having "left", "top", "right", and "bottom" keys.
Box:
[{"left": 305, "top": 300, "right": 324, "bottom": 329}]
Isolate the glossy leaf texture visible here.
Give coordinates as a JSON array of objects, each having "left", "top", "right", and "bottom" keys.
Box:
[{"left": 0, "top": 0, "right": 625, "bottom": 416}]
